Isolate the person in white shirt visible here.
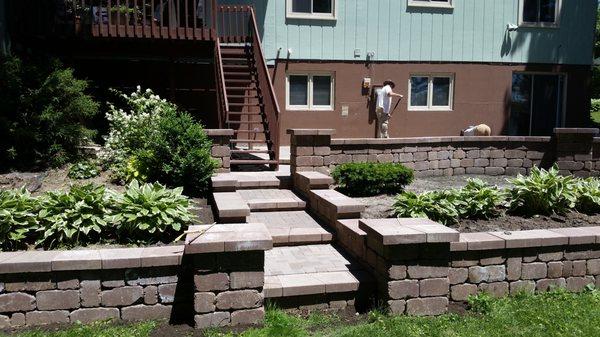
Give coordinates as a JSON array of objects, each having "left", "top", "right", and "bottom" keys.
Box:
[{"left": 376, "top": 80, "right": 404, "bottom": 138}]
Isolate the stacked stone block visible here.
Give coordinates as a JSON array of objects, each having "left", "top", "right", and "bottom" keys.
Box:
[
  {"left": 287, "top": 128, "right": 600, "bottom": 178},
  {"left": 555, "top": 128, "right": 598, "bottom": 177},
  {"left": 0, "top": 247, "right": 185, "bottom": 328},
  {"left": 206, "top": 129, "right": 234, "bottom": 173}
]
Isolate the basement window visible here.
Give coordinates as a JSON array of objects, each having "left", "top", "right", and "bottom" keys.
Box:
[
  {"left": 519, "top": 0, "right": 561, "bottom": 27},
  {"left": 287, "top": 74, "right": 335, "bottom": 111},
  {"left": 407, "top": 0, "right": 453, "bottom": 9},
  {"left": 287, "top": 0, "right": 337, "bottom": 20},
  {"left": 408, "top": 74, "right": 454, "bottom": 111}
]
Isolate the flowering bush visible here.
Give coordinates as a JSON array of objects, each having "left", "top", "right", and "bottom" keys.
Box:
[{"left": 103, "top": 87, "right": 217, "bottom": 196}]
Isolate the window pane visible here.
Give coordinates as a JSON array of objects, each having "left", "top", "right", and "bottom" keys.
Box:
[
  {"left": 410, "top": 77, "right": 429, "bottom": 107},
  {"left": 289, "top": 75, "right": 308, "bottom": 106},
  {"left": 539, "top": 0, "right": 556, "bottom": 23},
  {"left": 313, "top": 76, "right": 332, "bottom": 106},
  {"left": 432, "top": 77, "right": 451, "bottom": 107},
  {"left": 522, "top": 0, "right": 539, "bottom": 22},
  {"left": 313, "top": 0, "right": 332, "bottom": 14},
  {"left": 509, "top": 74, "right": 532, "bottom": 136},
  {"left": 292, "top": 0, "right": 311, "bottom": 13}
]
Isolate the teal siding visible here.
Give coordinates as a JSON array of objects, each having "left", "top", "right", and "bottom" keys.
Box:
[{"left": 219, "top": 0, "right": 597, "bottom": 65}]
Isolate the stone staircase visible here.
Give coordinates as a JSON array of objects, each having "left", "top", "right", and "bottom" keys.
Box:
[{"left": 210, "top": 171, "right": 373, "bottom": 311}]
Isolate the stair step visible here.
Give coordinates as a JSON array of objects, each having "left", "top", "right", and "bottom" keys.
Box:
[
  {"left": 227, "top": 87, "right": 259, "bottom": 91},
  {"left": 237, "top": 189, "right": 306, "bottom": 211},
  {"left": 226, "top": 121, "right": 263, "bottom": 125},
  {"left": 224, "top": 72, "right": 255, "bottom": 77},
  {"left": 231, "top": 159, "right": 278, "bottom": 165},
  {"left": 222, "top": 57, "right": 250, "bottom": 62},
  {"left": 231, "top": 149, "right": 272, "bottom": 154},
  {"left": 211, "top": 171, "right": 285, "bottom": 191},
  {"left": 248, "top": 211, "right": 333, "bottom": 246},
  {"left": 229, "top": 102, "right": 263, "bottom": 107},
  {"left": 230, "top": 139, "right": 271, "bottom": 144},
  {"left": 227, "top": 112, "right": 263, "bottom": 116},
  {"left": 233, "top": 130, "right": 267, "bottom": 134},
  {"left": 264, "top": 245, "right": 373, "bottom": 300},
  {"left": 212, "top": 192, "right": 250, "bottom": 223},
  {"left": 225, "top": 79, "right": 256, "bottom": 84},
  {"left": 227, "top": 94, "right": 260, "bottom": 99},
  {"left": 222, "top": 65, "right": 255, "bottom": 71}
]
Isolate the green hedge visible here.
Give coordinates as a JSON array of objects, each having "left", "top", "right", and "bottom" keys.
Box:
[{"left": 332, "top": 162, "right": 414, "bottom": 197}]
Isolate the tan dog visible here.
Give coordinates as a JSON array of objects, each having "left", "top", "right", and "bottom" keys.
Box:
[{"left": 462, "top": 124, "right": 492, "bottom": 136}]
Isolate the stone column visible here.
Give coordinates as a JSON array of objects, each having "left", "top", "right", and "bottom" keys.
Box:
[
  {"left": 358, "top": 219, "right": 459, "bottom": 316},
  {"left": 287, "top": 129, "right": 335, "bottom": 175},
  {"left": 184, "top": 223, "right": 272, "bottom": 329},
  {"left": 554, "top": 128, "right": 599, "bottom": 177},
  {"left": 206, "top": 129, "right": 234, "bottom": 173}
]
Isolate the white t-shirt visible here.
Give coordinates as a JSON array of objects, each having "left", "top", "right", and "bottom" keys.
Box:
[{"left": 377, "top": 85, "right": 393, "bottom": 114}]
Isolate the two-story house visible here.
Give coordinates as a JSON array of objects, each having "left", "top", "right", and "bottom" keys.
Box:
[{"left": 1, "top": 0, "right": 597, "bottom": 168}]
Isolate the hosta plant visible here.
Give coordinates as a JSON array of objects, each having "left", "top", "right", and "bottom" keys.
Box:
[
  {"left": 37, "top": 184, "right": 111, "bottom": 249},
  {"left": 68, "top": 160, "right": 101, "bottom": 180},
  {"left": 508, "top": 165, "right": 578, "bottom": 216},
  {"left": 0, "top": 188, "right": 39, "bottom": 250},
  {"left": 458, "top": 179, "right": 506, "bottom": 220},
  {"left": 576, "top": 178, "right": 600, "bottom": 214},
  {"left": 393, "top": 190, "right": 460, "bottom": 225},
  {"left": 109, "top": 180, "right": 193, "bottom": 242}
]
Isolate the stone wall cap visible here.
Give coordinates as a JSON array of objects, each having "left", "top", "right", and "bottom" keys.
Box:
[
  {"left": 455, "top": 232, "right": 506, "bottom": 251},
  {"left": 0, "top": 250, "right": 60, "bottom": 274},
  {"left": 359, "top": 218, "right": 458, "bottom": 245},
  {"left": 329, "top": 135, "right": 551, "bottom": 146},
  {"left": 185, "top": 223, "right": 273, "bottom": 254},
  {"left": 489, "top": 229, "right": 568, "bottom": 248},
  {"left": 554, "top": 128, "right": 599, "bottom": 135},
  {"left": 287, "top": 129, "right": 336, "bottom": 136},
  {"left": 205, "top": 129, "right": 235, "bottom": 136}
]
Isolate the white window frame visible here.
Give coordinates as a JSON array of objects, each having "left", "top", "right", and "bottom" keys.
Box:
[
  {"left": 518, "top": 0, "right": 561, "bottom": 28},
  {"left": 407, "top": 0, "right": 453, "bottom": 9},
  {"left": 286, "top": 0, "right": 337, "bottom": 20},
  {"left": 286, "top": 73, "right": 335, "bottom": 111},
  {"left": 408, "top": 74, "right": 454, "bottom": 111}
]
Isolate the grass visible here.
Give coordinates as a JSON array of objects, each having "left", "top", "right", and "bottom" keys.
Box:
[
  {"left": 4, "top": 291, "right": 600, "bottom": 337},
  {"left": 0, "top": 321, "right": 156, "bottom": 337},
  {"left": 592, "top": 110, "right": 600, "bottom": 126}
]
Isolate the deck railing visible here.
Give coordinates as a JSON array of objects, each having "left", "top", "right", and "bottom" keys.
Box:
[
  {"left": 214, "top": 38, "right": 229, "bottom": 128},
  {"left": 8, "top": 0, "right": 217, "bottom": 40}
]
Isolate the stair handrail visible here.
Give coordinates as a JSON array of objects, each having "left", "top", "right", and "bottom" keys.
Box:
[
  {"left": 215, "top": 37, "right": 229, "bottom": 127},
  {"left": 247, "top": 6, "right": 280, "bottom": 165}
]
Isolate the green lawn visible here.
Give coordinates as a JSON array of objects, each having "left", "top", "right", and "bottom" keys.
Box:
[
  {"left": 4, "top": 290, "right": 600, "bottom": 337},
  {"left": 592, "top": 110, "right": 600, "bottom": 126}
]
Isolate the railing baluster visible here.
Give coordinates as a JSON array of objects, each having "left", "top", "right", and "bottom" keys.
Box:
[
  {"left": 184, "top": 0, "right": 188, "bottom": 37},
  {"left": 160, "top": 0, "right": 164, "bottom": 36},
  {"left": 108, "top": 0, "right": 112, "bottom": 36}
]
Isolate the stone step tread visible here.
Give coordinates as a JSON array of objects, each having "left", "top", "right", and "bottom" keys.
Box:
[
  {"left": 265, "top": 245, "right": 362, "bottom": 277},
  {"left": 237, "top": 189, "right": 306, "bottom": 211},
  {"left": 247, "top": 211, "right": 333, "bottom": 245},
  {"left": 264, "top": 271, "right": 371, "bottom": 298},
  {"left": 212, "top": 192, "right": 250, "bottom": 219},
  {"left": 211, "top": 172, "right": 288, "bottom": 191}
]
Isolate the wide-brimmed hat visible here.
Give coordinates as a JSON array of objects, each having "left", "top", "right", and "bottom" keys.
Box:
[{"left": 383, "top": 79, "right": 396, "bottom": 87}]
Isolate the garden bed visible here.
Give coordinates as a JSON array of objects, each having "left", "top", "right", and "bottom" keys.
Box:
[{"left": 356, "top": 173, "right": 600, "bottom": 233}]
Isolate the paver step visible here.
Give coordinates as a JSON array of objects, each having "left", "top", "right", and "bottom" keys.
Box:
[
  {"left": 248, "top": 211, "right": 333, "bottom": 246},
  {"left": 237, "top": 189, "right": 306, "bottom": 211},
  {"left": 230, "top": 159, "right": 278, "bottom": 166},
  {"left": 211, "top": 171, "right": 289, "bottom": 191},
  {"left": 264, "top": 244, "right": 372, "bottom": 298},
  {"left": 212, "top": 191, "right": 250, "bottom": 223}
]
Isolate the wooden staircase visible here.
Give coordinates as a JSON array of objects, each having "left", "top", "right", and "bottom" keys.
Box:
[{"left": 214, "top": 6, "right": 280, "bottom": 171}]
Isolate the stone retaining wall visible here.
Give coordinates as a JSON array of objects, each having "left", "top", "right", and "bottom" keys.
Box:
[
  {"left": 288, "top": 128, "right": 600, "bottom": 178},
  {"left": 0, "top": 223, "right": 273, "bottom": 329},
  {"left": 357, "top": 219, "right": 600, "bottom": 316}
]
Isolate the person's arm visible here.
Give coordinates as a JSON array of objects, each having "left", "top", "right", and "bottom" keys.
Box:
[{"left": 388, "top": 91, "right": 404, "bottom": 98}]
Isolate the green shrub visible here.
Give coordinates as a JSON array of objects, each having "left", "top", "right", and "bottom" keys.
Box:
[
  {"left": 457, "top": 178, "right": 506, "bottom": 220},
  {"left": 103, "top": 88, "right": 218, "bottom": 196},
  {"left": 37, "top": 184, "right": 110, "bottom": 249},
  {"left": 0, "top": 188, "right": 39, "bottom": 250},
  {"left": 592, "top": 99, "right": 600, "bottom": 114},
  {"left": 332, "top": 162, "right": 414, "bottom": 197},
  {"left": 0, "top": 56, "right": 99, "bottom": 170},
  {"left": 109, "top": 180, "right": 193, "bottom": 243},
  {"left": 393, "top": 190, "right": 460, "bottom": 225},
  {"left": 393, "top": 179, "right": 505, "bottom": 225},
  {"left": 68, "top": 160, "right": 101, "bottom": 180},
  {"left": 467, "top": 292, "right": 495, "bottom": 315},
  {"left": 576, "top": 178, "right": 600, "bottom": 214},
  {"left": 508, "top": 166, "right": 578, "bottom": 216}
]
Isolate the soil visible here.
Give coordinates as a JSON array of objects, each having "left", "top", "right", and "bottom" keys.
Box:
[{"left": 357, "top": 174, "right": 600, "bottom": 233}]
